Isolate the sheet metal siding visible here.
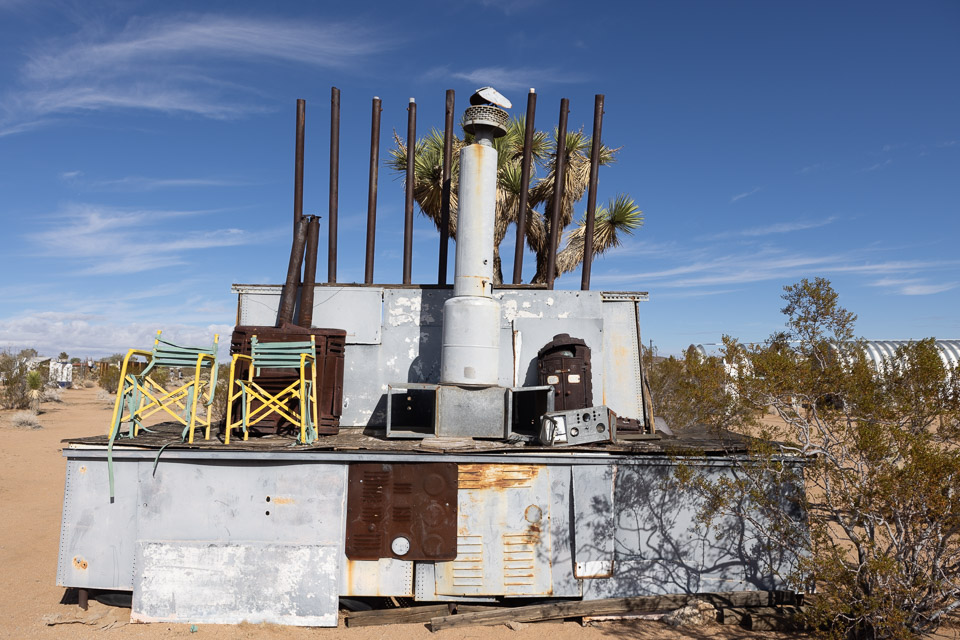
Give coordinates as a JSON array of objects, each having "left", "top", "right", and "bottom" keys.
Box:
[
  {"left": 601, "top": 299, "right": 646, "bottom": 424},
  {"left": 59, "top": 453, "right": 800, "bottom": 601},
  {"left": 57, "top": 458, "right": 139, "bottom": 589},
  {"left": 582, "top": 462, "right": 801, "bottom": 599},
  {"left": 234, "top": 286, "right": 617, "bottom": 427},
  {"left": 133, "top": 541, "right": 339, "bottom": 626}
]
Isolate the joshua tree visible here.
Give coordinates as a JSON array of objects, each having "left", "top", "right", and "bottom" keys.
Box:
[
  {"left": 389, "top": 118, "right": 642, "bottom": 284},
  {"left": 26, "top": 370, "right": 43, "bottom": 414}
]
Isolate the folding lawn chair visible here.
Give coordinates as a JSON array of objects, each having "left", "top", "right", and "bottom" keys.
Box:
[
  {"left": 225, "top": 335, "right": 318, "bottom": 445},
  {"left": 108, "top": 330, "right": 219, "bottom": 445}
]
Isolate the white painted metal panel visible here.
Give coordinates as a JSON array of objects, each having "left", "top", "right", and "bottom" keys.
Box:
[
  {"left": 133, "top": 541, "right": 338, "bottom": 626},
  {"left": 601, "top": 299, "right": 644, "bottom": 422},
  {"left": 340, "top": 558, "right": 414, "bottom": 597}
]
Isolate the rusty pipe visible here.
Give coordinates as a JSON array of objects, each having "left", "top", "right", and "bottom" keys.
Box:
[
  {"left": 293, "top": 99, "right": 305, "bottom": 242},
  {"left": 545, "top": 98, "right": 569, "bottom": 290},
  {"left": 512, "top": 88, "right": 537, "bottom": 284},
  {"left": 277, "top": 216, "right": 310, "bottom": 326},
  {"left": 581, "top": 94, "right": 604, "bottom": 291},
  {"left": 328, "top": 87, "right": 340, "bottom": 283},
  {"left": 438, "top": 89, "right": 454, "bottom": 285},
  {"left": 364, "top": 97, "right": 382, "bottom": 284},
  {"left": 403, "top": 98, "right": 416, "bottom": 285},
  {"left": 299, "top": 216, "right": 320, "bottom": 327}
]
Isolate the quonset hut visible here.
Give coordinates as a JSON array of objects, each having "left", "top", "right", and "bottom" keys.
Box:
[{"left": 56, "top": 88, "right": 805, "bottom": 626}]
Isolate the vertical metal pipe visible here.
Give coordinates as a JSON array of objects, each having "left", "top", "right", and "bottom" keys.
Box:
[
  {"left": 438, "top": 89, "right": 455, "bottom": 285},
  {"left": 277, "top": 216, "right": 310, "bottom": 326},
  {"left": 299, "top": 216, "right": 320, "bottom": 327},
  {"left": 545, "top": 98, "right": 569, "bottom": 290},
  {"left": 364, "top": 97, "right": 382, "bottom": 285},
  {"left": 293, "top": 99, "right": 305, "bottom": 242},
  {"left": 581, "top": 94, "right": 605, "bottom": 291},
  {"left": 402, "top": 98, "right": 416, "bottom": 285},
  {"left": 328, "top": 87, "right": 340, "bottom": 283},
  {"left": 512, "top": 88, "right": 537, "bottom": 284},
  {"left": 78, "top": 588, "right": 89, "bottom": 611}
]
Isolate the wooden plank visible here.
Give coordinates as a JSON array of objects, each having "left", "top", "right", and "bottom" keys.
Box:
[
  {"left": 346, "top": 604, "right": 450, "bottom": 627},
  {"left": 428, "top": 591, "right": 778, "bottom": 631}
]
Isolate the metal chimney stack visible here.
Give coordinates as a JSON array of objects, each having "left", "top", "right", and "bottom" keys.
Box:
[{"left": 439, "top": 90, "right": 510, "bottom": 386}]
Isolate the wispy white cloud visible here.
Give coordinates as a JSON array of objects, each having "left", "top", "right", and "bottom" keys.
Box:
[
  {"left": 25, "top": 203, "right": 269, "bottom": 274},
  {"left": 900, "top": 282, "right": 958, "bottom": 295},
  {"left": 0, "top": 310, "right": 233, "bottom": 358},
  {"left": 861, "top": 159, "right": 892, "bottom": 172},
  {"left": 703, "top": 217, "right": 837, "bottom": 241},
  {"left": 797, "top": 163, "right": 824, "bottom": 174},
  {"left": 593, "top": 242, "right": 960, "bottom": 292},
  {"left": 869, "top": 277, "right": 958, "bottom": 296},
  {"left": 424, "top": 65, "right": 585, "bottom": 91},
  {"left": 1, "top": 14, "right": 393, "bottom": 135},
  {"left": 61, "top": 173, "right": 248, "bottom": 191},
  {"left": 730, "top": 187, "right": 761, "bottom": 203}
]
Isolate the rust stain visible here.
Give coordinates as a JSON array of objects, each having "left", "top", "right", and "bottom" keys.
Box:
[
  {"left": 272, "top": 497, "right": 295, "bottom": 505},
  {"left": 72, "top": 557, "right": 88, "bottom": 570},
  {"left": 78, "top": 466, "right": 86, "bottom": 474},
  {"left": 458, "top": 464, "right": 541, "bottom": 490}
]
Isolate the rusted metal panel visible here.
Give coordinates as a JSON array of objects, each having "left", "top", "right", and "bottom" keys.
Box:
[
  {"left": 231, "top": 325, "right": 345, "bottom": 435},
  {"left": 538, "top": 333, "right": 594, "bottom": 411},
  {"left": 345, "top": 463, "right": 457, "bottom": 561},
  {"left": 434, "top": 464, "right": 553, "bottom": 597}
]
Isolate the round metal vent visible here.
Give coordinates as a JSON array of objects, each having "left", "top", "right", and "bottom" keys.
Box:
[{"left": 463, "top": 105, "right": 508, "bottom": 138}]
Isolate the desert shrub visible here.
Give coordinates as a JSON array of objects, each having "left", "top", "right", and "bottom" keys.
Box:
[
  {"left": 83, "top": 380, "right": 95, "bottom": 389},
  {"left": 45, "top": 387, "right": 63, "bottom": 403},
  {"left": 150, "top": 366, "right": 170, "bottom": 389},
  {"left": 10, "top": 411, "right": 42, "bottom": 429},
  {"left": 0, "top": 350, "right": 30, "bottom": 410},
  {"left": 99, "top": 364, "right": 120, "bottom": 394},
  {"left": 644, "top": 341, "right": 753, "bottom": 433},
  {"left": 675, "top": 278, "right": 960, "bottom": 640},
  {"left": 96, "top": 389, "right": 114, "bottom": 403},
  {"left": 210, "top": 364, "right": 231, "bottom": 424}
]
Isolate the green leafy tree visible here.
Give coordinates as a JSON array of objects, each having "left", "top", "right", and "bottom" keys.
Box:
[
  {"left": 389, "top": 118, "right": 643, "bottom": 284},
  {"left": 668, "top": 278, "right": 960, "bottom": 639}
]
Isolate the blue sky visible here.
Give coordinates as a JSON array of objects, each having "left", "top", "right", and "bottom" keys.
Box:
[{"left": 0, "top": 0, "right": 957, "bottom": 358}]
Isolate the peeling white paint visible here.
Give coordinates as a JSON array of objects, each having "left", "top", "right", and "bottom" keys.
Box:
[
  {"left": 521, "top": 301, "right": 532, "bottom": 309},
  {"left": 502, "top": 299, "right": 543, "bottom": 322},
  {"left": 388, "top": 296, "right": 422, "bottom": 326},
  {"left": 546, "top": 297, "right": 555, "bottom": 306}
]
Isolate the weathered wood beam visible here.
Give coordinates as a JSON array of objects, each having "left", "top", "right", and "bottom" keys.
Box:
[{"left": 429, "top": 591, "right": 782, "bottom": 631}]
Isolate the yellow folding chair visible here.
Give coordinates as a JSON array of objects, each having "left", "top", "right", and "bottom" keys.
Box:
[
  {"left": 108, "top": 330, "right": 219, "bottom": 445},
  {"left": 225, "top": 335, "right": 318, "bottom": 445}
]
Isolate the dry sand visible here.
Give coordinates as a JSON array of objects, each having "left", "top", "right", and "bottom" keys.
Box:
[{"left": 0, "top": 386, "right": 899, "bottom": 639}]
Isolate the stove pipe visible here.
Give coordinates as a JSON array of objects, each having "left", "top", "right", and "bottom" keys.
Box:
[{"left": 440, "top": 90, "right": 510, "bottom": 386}]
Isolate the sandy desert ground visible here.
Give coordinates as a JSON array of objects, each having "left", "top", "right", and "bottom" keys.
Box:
[{"left": 0, "top": 385, "right": 948, "bottom": 640}]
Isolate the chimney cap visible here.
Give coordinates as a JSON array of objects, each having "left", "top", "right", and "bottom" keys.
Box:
[{"left": 470, "top": 86, "right": 512, "bottom": 110}]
